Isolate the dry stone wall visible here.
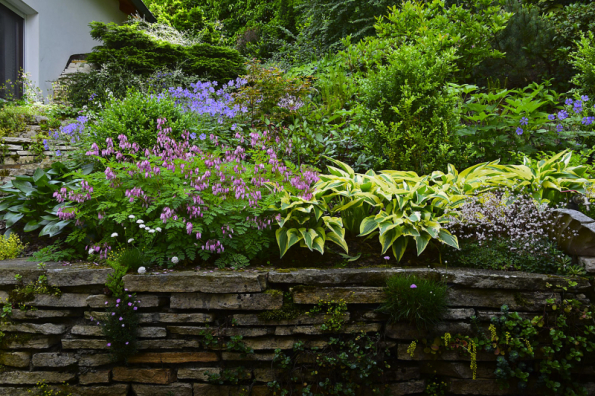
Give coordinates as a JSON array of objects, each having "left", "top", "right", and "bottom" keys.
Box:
[
  {"left": 0, "top": 117, "right": 76, "bottom": 184},
  {"left": 0, "top": 260, "right": 593, "bottom": 396}
]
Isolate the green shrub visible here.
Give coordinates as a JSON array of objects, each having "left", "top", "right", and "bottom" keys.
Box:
[
  {"left": 570, "top": 32, "right": 595, "bottom": 97},
  {"left": 379, "top": 274, "right": 447, "bottom": 330},
  {"left": 87, "top": 22, "right": 245, "bottom": 82},
  {"left": 84, "top": 90, "right": 197, "bottom": 150},
  {"left": 474, "top": 1, "right": 556, "bottom": 89},
  {"left": 0, "top": 234, "right": 26, "bottom": 260}
]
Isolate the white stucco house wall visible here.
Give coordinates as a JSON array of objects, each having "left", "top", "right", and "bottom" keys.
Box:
[{"left": 0, "top": 0, "right": 155, "bottom": 100}]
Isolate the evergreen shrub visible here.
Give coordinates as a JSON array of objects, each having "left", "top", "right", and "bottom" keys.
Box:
[{"left": 86, "top": 22, "right": 245, "bottom": 82}]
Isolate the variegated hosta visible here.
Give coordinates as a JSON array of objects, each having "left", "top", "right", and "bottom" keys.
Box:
[
  {"left": 493, "top": 150, "right": 591, "bottom": 204},
  {"left": 270, "top": 193, "right": 348, "bottom": 257},
  {"left": 272, "top": 152, "right": 594, "bottom": 260}
]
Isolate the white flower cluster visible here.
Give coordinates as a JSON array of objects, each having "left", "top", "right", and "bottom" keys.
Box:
[{"left": 446, "top": 189, "right": 576, "bottom": 256}]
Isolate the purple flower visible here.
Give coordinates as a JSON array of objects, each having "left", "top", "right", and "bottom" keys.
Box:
[
  {"left": 557, "top": 110, "right": 568, "bottom": 120},
  {"left": 111, "top": 312, "right": 115, "bottom": 316},
  {"left": 107, "top": 343, "right": 111, "bottom": 347},
  {"left": 556, "top": 124, "right": 563, "bottom": 132},
  {"left": 116, "top": 299, "right": 121, "bottom": 303},
  {"left": 125, "top": 342, "right": 129, "bottom": 345},
  {"left": 119, "top": 317, "right": 123, "bottom": 321},
  {"left": 410, "top": 284, "right": 417, "bottom": 289},
  {"left": 548, "top": 114, "right": 555, "bottom": 121},
  {"left": 133, "top": 307, "right": 138, "bottom": 311},
  {"left": 582, "top": 117, "right": 594, "bottom": 126},
  {"left": 516, "top": 127, "right": 523, "bottom": 135},
  {"left": 581, "top": 95, "right": 589, "bottom": 102},
  {"left": 189, "top": 132, "right": 197, "bottom": 140},
  {"left": 574, "top": 100, "right": 583, "bottom": 113},
  {"left": 199, "top": 133, "right": 207, "bottom": 140},
  {"left": 55, "top": 149, "right": 62, "bottom": 157},
  {"left": 565, "top": 98, "right": 574, "bottom": 106},
  {"left": 519, "top": 117, "right": 528, "bottom": 126},
  {"left": 383, "top": 256, "right": 390, "bottom": 260}
]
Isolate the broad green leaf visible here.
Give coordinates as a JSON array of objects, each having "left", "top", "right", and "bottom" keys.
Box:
[
  {"left": 326, "top": 230, "right": 348, "bottom": 253},
  {"left": 4, "top": 212, "right": 24, "bottom": 228},
  {"left": 438, "top": 229, "right": 459, "bottom": 249},
  {"left": 359, "top": 216, "right": 379, "bottom": 236},
  {"left": 23, "top": 220, "right": 42, "bottom": 232},
  {"left": 414, "top": 232, "right": 432, "bottom": 256},
  {"left": 392, "top": 236, "right": 408, "bottom": 261},
  {"left": 12, "top": 180, "right": 35, "bottom": 195}
]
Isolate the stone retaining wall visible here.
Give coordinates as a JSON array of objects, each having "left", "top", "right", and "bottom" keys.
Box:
[
  {"left": 0, "top": 261, "right": 593, "bottom": 396},
  {"left": 0, "top": 117, "right": 76, "bottom": 184}
]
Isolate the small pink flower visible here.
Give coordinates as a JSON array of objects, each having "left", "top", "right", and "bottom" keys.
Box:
[
  {"left": 383, "top": 256, "right": 390, "bottom": 260},
  {"left": 125, "top": 342, "right": 129, "bottom": 345},
  {"left": 119, "top": 317, "right": 123, "bottom": 321},
  {"left": 107, "top": 343, "right": 111, "bottom": 347},
  {"left": 410, "top": 284, "right": 417, "bottom": 289}
]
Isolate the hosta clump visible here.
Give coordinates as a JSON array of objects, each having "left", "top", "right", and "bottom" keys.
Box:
[
  {"left": 58, "top": 118, "right": 317, "bottom": 266},
  {"left": 444, "top": 190, "right": 574, "bottom": 274}
]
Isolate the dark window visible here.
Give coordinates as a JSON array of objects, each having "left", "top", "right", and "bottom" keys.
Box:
[{"left": 0, "top": 3, "right": 24, "bottom": 100}]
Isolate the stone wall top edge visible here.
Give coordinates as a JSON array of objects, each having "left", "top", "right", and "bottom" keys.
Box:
[{"left": 0, "top": 258, "right": 589, "bottom": 291}]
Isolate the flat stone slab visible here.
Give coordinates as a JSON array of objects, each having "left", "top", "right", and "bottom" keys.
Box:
[
  {"left": 293, "top": 286, "right": 385, "bottom": 304},
  {"left": 0, "top": 322, "right": 67, "bottom": 335},
  {"left": 112, "top": 367, "right": 174, "bottom": 384},
  {"left": 579, "top": 257, "right": 595, "bottom": 274},
  {"left": 86, "top": 294, "right": 161, "bottom": 308},
  {"left": 447, "top": 289, "right": 559, "bottom": 311},
  {"left": 3, "top": 335, "right": 59, "bottom": 349},
  {"left": 131, "top": 383, "right": 192, "bottom": 396},
  {"left": 0, "top": 371, "right": 75, "bottom": 384},
  {"left": 270, "top": 267, "right": 590, "bottom": 291},
  {"left": 274, "top": 322, "right": 382, "bottom": 336},
  {"left": 47, "top": 267, "right": 113, "bottom": 287},
  {"left": 32, "top": 352, "right": 77, "bottom": 367},
  {"left": 170, "top": 292, "right": 283, "bottom": 310},
  {"left": 65, "top": 385, "right": 130, "bottom": 396},
  {"left": 243, "top": 337, "right": 327, "bottom": 350},
  {"left": 31, "top": 293, "right": 89, "bottom": 308},
  {"left": 137, "top": 340, "right": 201, "bottom": 349},
  {"left": 62, "top": 339, "right": 110, "bottom": 350},
  {"left": 138, "top": 312, "right": 215, "bottom": 323},
  {"left": 0, "top": 352, "right": 30, "bottom": 368},
  {"left": 168, "top": 326, "right": 270, "bottom": 337},
  {"left": 128, "top": 352, "right": 218, "bottom": 364},
  {"left": 11, "top": 309, "right": 78, "bottom": 320},
  {"left": 78, "top": 354, "right": 113, "bottom": 367},
  {"left": 123, "top": 271, "right": 267, "bottom": 293},
  {"left": 232, "top": 313, "right": 350, "bottom": 326},
  {"left": 79, "top": 371, "right": 110, "bottom": 385}
]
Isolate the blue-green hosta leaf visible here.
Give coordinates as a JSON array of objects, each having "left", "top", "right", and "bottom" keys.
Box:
[
  {"left": 32, "top": 168, "right": 46, "bottom": 183},
  {"left": 12, "top": 180, "right": 35, "bottom": 195},
  {"left": 4, "top": 212, "right": 24, "bottom": 228},
  {"left": 23, "top": 220, "right": 42, "bottom": 232}
]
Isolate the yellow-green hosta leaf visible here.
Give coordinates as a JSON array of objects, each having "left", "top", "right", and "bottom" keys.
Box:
[
  {"left": 326, "top": 229, "right": 348, "bottom": 253},
  {"left": 323, "top": 216, "right": 344, "bottom": 237},
  {"left": 315, "top": 227, "right": 327, "bottom": 242},
  {"left": 312, "top": 236, "right": 325, "bottom": 255},
  {"left": 438, "top": 229, "right": 459, "bottom": 249},
  {"left": 276, "top": 228, "right": 303, "bottom": 257},
  {"left": 359, "top": 216, "right": 379, "bottom": 236},
  {"left": 402, "top": 223, "right": 420, "bottom": 237},
  {"left": 391, "top": 236, "right": 408, "bottom": 261},
  {"left": 379, "top": 228, "right": 399, "bottom": 255},
  {"left": 298, "top": 228, "right": 318, "bottom": 251},
  {"left": 333, "top": 198, "right": 363, "bottom": 213},
  {"left": 414, "top": 232, "right": 432, "bottom": 256}
]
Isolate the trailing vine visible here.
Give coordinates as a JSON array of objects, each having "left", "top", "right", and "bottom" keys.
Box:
[{"left": 267, "top": 332, "right": 390, "bottom": 396}]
